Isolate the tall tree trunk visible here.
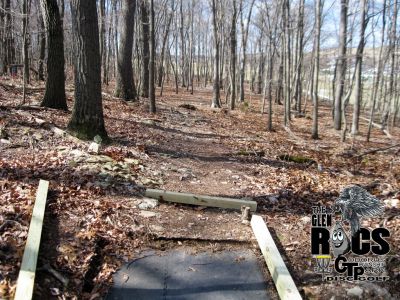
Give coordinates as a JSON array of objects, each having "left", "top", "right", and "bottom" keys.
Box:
[
  {"left": 367, "top": 0, "right": 387, "bottom": 141},
  {"left": 149, "top": 0, "right": 156, "bottom": 113},
  {"left": 3, "top": 0, "right": 14, "bottom": 74},
  {"left": 179, "top": 0, "right": 186, "bottom": 87},
  {"left": 68, "top": 0, "right": 107, "bottom": 140},
  {"left": 40, "top": 0, "right": 67, "bottom": 110},
  {"left": 157, "top": 9, "right": 173, "bottom": 87},
  {"left": 99, "top": 0, "right": 106, "bottom": 84},
  {"left": 211, "top": 0, "right": 220, "bottom": 108},
  {"left": 312, "top": 0, "right": 322, "bottom": 139},
  {"left": 141, "top": 0, "right": 150, "bottom": 98},
  {"left": 38, "top": 8, "right": 45, "bottom": 81},
  {"left": 381, "top": 0, "right": 397, "bottom": 130},
  {"left": 333, "top": 0, "right": 348, "bottom": 130},
  {"left": 295, "top": 0, "right": 304, "bottom": 113},
  {"left": 239, "top": 0, "right": 255, "bottom": 102},
  {"left": 229, "top": 0, "right": 237, "bottom": 110},
  {"left": 22, "top": 0, "right": 30, "bottom": 85},
  {"left": 115, "top": 0, "right": 137, "bottom": 100},
  {"left": 351, "top": 0, "right": 368, "bottom": 135}
]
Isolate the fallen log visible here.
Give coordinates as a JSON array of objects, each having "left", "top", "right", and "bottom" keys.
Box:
[
  {"left": 145, "top": 188, "right": 257, "bottom": 211},
  {"left": 355, "top": 143, "right": 400, "bottom": 158}
]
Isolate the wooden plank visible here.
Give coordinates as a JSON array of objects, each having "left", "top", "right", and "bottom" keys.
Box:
[
  {"left": 14, "top": 180, "right": 49, "bottom": 300},
  {"left": 145, "top": 188, "right": 257, "bottom": 211},
  {"left": 251, "top": 215, "right": 302, "bottom": 300}
]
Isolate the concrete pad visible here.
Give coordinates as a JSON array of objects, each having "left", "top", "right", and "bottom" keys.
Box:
[{"left": 106, "top": 249, "right": 269, "bottom": 300}]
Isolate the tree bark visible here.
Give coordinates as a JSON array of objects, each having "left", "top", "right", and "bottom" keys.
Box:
[
  {"left": 211, "top": 0, "right": 220, "bottom": 108},
  {"left": 229, "top": 0, "right": 237, "bottom": 110},
  {"left": 141, "top": 0, "right": 150, "bottom": 98},
  {"left": 115, "top": 0, "right": 137, "bottom": 100},
  {"left": 312, "top": 0, "right": 322, "bottom": 139},
  {"left": 351, "top": 0, "right": 368, "bottom": 135},
  {"left": 239, "top": 0, "right": 255, "bottom": 103},
  {"left": 40, "top": 0, "right": 67, "bottom": 110},
  {"left": 149, "top": 0, "right": 156, "bottom": 113},
  {"left": 333, "top": 0, "right": 348, "bottom": 130},
  {"left": 68, "top": 0, "right": 107, "bottom": 140},
  {"left": 38, "top": 8, "right": 45, "bottom": 81}
]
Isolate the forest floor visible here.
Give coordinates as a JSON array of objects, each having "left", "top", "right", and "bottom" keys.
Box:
[{"left": 0, "top": 77, "right": 400, "bottom": 299}]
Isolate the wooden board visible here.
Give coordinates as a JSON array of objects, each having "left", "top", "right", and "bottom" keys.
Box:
[
  {"left": 251, "top": 215, "right": 302, "bottom": 300},
  {"left": 145, "top": 188, "right": 257, "bottom": 211},
  {"left": 14, "top": 180, "right": 49, "bottom": 300}
]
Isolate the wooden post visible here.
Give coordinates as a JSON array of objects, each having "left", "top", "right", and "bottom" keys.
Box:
[
  {"left": 251, "top": 215, "right": 302, "bottom": 300},
  {"left": 145, "top": 188, "right": 257, "bottom": 211},
  {"left": 14, "top": 180, "right": 49, "bottom": 300}
]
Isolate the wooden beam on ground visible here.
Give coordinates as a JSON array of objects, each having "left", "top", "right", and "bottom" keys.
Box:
[
  {"left": 251, "top": 215, "right": 302, "bottom": 300},
  {"left": 145, "top": 188, "right": 257, "bottom": 211},
  {"left": 14, "top": 180, "right": 49, "bottom": 300}
]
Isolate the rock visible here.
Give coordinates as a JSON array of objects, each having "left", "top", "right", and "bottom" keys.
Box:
[
  {"left": 69, "top": 149, "right": 86, "bottom": 158},
  {"left": 150, "top": 225, "right": 164, "bottom": 232},
  {"left": 384, "top": 198, "right": 399, "bottom": 208},
  {"left": 93, "top": 135, "right": 102, "bottom": 144},
  {"left": 88, "top": 142, "right": 100, "bottom": 154},
  {"left": 268, "top": 196, "right": 279, "bottom": 204},
  {"left": 0, "top": 138, "right": 11, "bottom": 144},
  {"left": 52, "top": 127, "right": 66, "bottom": 136},
  {"left": 124, "top": 158, "right": 140, "bottom": 165},
  {"left": 300, "top": 216, "right": 311, "bottom": 224},
  {"left": 139, "top": 211, "right": 158, "bottom": 218},
  {"left": 138, "top": 198, "right": 159, "bottom": 210},
  {"left": 347, "top": 286, "right": 363, "bottom": 298}
]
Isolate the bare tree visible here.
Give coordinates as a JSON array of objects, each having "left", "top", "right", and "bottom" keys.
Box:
[
  {"left": 210, "top": 0, "right": 221, "bottom": 108},
  {"left": 333, "top": 0, "right": 349, "bottom": 130},
  {"left": 149, "top": 0, "right": 156, "bottom": 113},
  {"left": 239, "top": 0, "right": 255, "bottom": 103},
  {"left": 39, "top": 0, "right": 67, "bottom": 110},
  {"left": 229, "top": 0, "right": 237, "bottom": 110},
  {"left": 115, "top": 0, "right": 137, "bottom": 100},
  {"left": 68, "top": 0, "right": 107, "bottom": 140},
  {"left": 312, "top": 0, "right": 322, "bottom": 139},
  {"left": 351, "top": 0, "right": 368, "bottom": 135}
]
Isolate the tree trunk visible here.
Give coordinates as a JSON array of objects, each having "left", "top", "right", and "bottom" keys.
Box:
[
  {"left": 141, "top": 0, "right": 150, "bottom": 98},
  {"left": 38, "top": 8, "right": 45, "bottom": 81},
  {"left": 149, "top": 0, "right": 156, "bottom": 113},
  {"left": 351, "top": 0, "right": 367, "bottom": 135},
  {"left": 99, "top": 0, "right": 106, "bottom": 84},
  {"left": 22, "top": 0, "right": 30, "bottom": 85},
  {"left": 115, "top": 0, "right": 137, "bottom": 100},
  {"left": 312, "top": 0, "right": 322, "bottom": 139},
  {"left": 157, "top": 9, "right": 173, "bottom": 87},
  {"left": 211, "top": 0, "right": 220, "bottom": 108},
  {"left": 40, "top": 0, "right": 67, "bottom": 110},
  {"left": 229, "top": 0, "right": 237, "bottom": 110},
  {"left": 367, "top": 0, "right": 387, "bottom": 142},
  {"left": 239, "top": 0, "right": 255, "bottom": 102},
  {"left": 68, "top": 0, "right": 107, "bottom": 140},
  {"left": 333, "top": 0, "right": 348, "bottom": 130}
]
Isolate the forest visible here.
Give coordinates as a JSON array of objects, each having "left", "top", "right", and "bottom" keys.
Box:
[{"left": 0, "top": 0, "right": 399, "bottom": 299}]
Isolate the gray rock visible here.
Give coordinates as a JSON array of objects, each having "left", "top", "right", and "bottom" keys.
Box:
[
  {"left": 150, "top": 225, "right": 164, "bottom": 232},
  {"left": 94, "top": 135, "right": 102, "bottom": 144},
  {"left": 268, "top": 196, "right": 279, "bottom": 204},
  {"left": 138, "top": 198, "right": 159, "bottom": 210},
  {"left": 88, "top": 142, "right": 100, "bottom": 154},
  {"left": 139, "top": 211, "right": 159, "bottom": 218},
  {"left": 0, "top": 138, "right": 11, "bottom": 144},
  {"left": 347, "top": 286, "right": 363, "bottom": 298}
]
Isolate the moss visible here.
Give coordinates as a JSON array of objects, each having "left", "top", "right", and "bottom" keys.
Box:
[
  {"left": 278, "top": 154, "right": 316, "bottom": 164},
  {"left": 67, "top": 122, "right": 109, "bottom": 143}
]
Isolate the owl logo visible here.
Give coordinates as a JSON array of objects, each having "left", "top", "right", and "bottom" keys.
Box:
[{"left": 330, "top": 221, "right": 350, "bottom": 257}]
